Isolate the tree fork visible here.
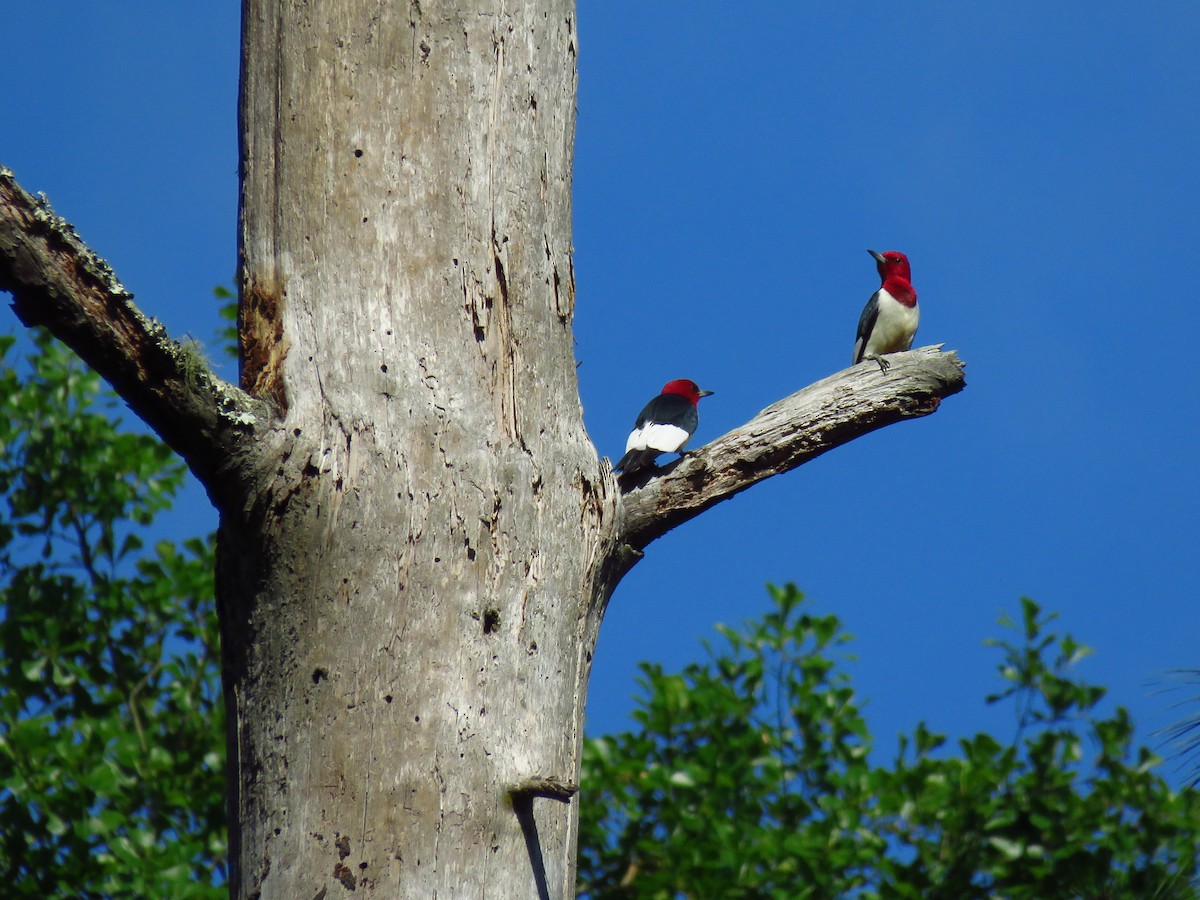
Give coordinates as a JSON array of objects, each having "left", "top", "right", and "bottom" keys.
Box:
[
  {"left": 1, "top": 157, "right": 966, "bottom": 895},
  {"left": 1, "top": 3, "right": 966, "bottom": 896}
]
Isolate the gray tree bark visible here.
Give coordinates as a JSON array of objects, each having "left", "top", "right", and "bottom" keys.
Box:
[
  {"left": 227, "top": 2, "right": 602, "bottom": 896},
  {"left": 0, "top": 1, "right": 966, "bottom": 896}
]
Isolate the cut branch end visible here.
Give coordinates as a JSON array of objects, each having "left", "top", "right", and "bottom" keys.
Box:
[{"left": 508, "top": 776, "right": 580, "bottom": 804}]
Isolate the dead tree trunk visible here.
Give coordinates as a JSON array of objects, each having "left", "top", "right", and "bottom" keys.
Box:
[
  {"left": 225, "top": 1, "right": 607, "bottom": 895},
  {"left": 0, "top": 1, "right": 965, "bottom": 896}
]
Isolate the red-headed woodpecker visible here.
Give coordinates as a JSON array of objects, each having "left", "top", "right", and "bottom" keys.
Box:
[
  {"left": 853, "top": 249, "right": 919, "bottom": 373},
  {"left": 614, "top": 379, "right": 714, "bottom": 477}
]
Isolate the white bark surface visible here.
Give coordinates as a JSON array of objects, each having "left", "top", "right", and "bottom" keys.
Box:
[{"left": 228, "top": 2, "right": 597, "bottom": 896}]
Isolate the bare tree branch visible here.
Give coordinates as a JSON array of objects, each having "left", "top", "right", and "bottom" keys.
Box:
[
  {"left": 618, "top": 346, "right": 966, "bottom": 549},
  {"left": 0, "top": 165, "right": 268, "bottom": 496}
]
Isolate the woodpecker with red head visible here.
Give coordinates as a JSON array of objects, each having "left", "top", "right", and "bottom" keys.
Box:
[
  {"left": 614, "top": 379, "right": 714, "bottom": 477},
  {"left": 853, "top": 249, "right": 919, "bottom": 373}
]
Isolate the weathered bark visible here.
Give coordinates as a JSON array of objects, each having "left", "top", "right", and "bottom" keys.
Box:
[
  {"left": 0, "top": 169, "right": 266, "bottom": 503},
  {"left": 0, "top": 2, "right": 967, "bottom": 897},
  {"left": 224, "top": 2, "right": 602, "bottom": 896}
]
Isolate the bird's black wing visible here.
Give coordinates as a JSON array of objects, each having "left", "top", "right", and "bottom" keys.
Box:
[
  {"left": 638, "top": 393, "right": 697, "bottom": 433},
  {"left": 630, "top": 396, "right": 661, "bottom": 430},
  {"left": 853, "top": 290, "right": 882, "bottom": 364}
]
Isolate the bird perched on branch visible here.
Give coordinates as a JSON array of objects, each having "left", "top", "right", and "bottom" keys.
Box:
[
  {"left": 614, "top": 379, "right": 714, "bottom": 477},
  {"left": 853, "top": 249, "right": 919, "bottom": 373}
]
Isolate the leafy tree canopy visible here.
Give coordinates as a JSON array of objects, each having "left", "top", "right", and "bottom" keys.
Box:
[
  {"left": 579, "top": 585, "right": 1200, "bottom": 899},
  {"left": 0, "top": 330, "right": 224, "bottom": 897},
  {"left": 2, "top": 330, "right": 1197, "bottom": 897}
]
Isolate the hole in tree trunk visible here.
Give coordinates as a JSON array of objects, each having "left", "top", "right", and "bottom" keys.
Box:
[{"left": 482, "top": 609, "right": 500, "bottom": 634}]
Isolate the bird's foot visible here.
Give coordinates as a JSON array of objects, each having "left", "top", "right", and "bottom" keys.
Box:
[{"left": 869, "top": 354, "right": 891, "bottom": 374}]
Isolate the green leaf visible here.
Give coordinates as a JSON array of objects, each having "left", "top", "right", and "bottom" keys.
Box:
[
  {"left": 578, "top": 587, "right": 1200, "bottom": 898},
  {"left": 20, "top": 656, "right": 48, "bottom": 681},
  {"left": 0, "top": 328, "right": 225, "bottom": 895}
]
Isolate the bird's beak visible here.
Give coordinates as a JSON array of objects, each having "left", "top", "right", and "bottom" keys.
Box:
[
  {"left": 698, "top": 389, "right": 715, "bottom": 397},
  {"left": 868, "top": 249, "right": 886, "bottom": 264}
]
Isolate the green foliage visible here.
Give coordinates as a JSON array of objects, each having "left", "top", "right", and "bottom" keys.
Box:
[
  {"left": 213, "top": 286, "right": 238, "bottom": 360},
  {"left": 4, "top": 317, "right": 1198, "bottom": 897},
  {"left": 0, "top": 330, "right": 225, "bottom": 897},
  {"left": 579, "top": 586, "right": 1200, "bottom": 899},
  {"left": 1162, "top": 670, "right": 1200, "bottom": 789}
]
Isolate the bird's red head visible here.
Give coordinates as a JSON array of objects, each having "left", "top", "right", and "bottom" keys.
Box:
[
  {"left": 868, "top": 249, "right": 916, "bottom": 305},
  {"left": 868, "top": 249, "right": 912, "bottom": 283},
  {"left": 661, "top": 379, "right": 714, "bottom": 407}
]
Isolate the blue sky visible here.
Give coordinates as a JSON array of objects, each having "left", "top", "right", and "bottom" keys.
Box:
[{"left": 5, "top": 4, "right": 1200, "bottom": 782}]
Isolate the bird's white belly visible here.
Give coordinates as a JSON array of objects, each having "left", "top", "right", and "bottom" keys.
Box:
[{"left": 867, "top": 294, "right": 919, "bottom": 356}]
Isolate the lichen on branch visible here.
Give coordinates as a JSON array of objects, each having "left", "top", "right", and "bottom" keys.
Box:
[{"left": 0, "top": 165, "right": 267, "bottom": 496}]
